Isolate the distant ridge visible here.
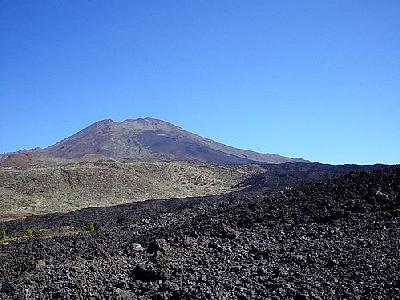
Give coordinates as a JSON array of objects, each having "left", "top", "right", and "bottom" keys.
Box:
[{"left": 1, "top": 117, "right": 308, "bottom": 165}]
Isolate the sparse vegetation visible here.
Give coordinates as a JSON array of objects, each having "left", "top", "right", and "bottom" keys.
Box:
[
  {"left": 87, "top": 222, "right": 95, "bottom": 233},
  {"left": 24, "top": 228, "right": 33, "bottom": 238},
  {"left": 0, "top": 228, "right": 7, "bottom": 244},
  {"left": 0, "top": 161, "right": 258, "bottom": 221},
  {"left": 155, "top": 252, "right": 171, "bottom": 275}
]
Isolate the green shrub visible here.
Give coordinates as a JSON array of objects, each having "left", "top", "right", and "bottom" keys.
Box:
[
  {"left": 98, "top": 226, "right": 106, "bottom": 232},
  {"left": 0, "top": 229, "right": 7, "bottom": 244},
  {"left": 87, "top": 222, "right": 95, "bottom": 233},
  {"left": 24, "top": 228, "right": 33, "bottom": 238}
]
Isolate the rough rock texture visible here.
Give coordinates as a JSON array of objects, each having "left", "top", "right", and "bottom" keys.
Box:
[
  {"left": 238, "top": 162, "right": 389, "bottom": 193},
  {"left": 1, "top": 167, "right": 399, "bottom": 299}
]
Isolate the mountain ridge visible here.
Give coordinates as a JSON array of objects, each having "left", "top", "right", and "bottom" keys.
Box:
[{"left": 1, "top": 117, "right": 308, "bottom": 166}]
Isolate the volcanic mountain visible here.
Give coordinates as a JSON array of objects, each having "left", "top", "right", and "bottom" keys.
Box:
[
  {"left": 0, "top": 117, "right": 307, "bottom": 219},
  {"left": 19, "top": 117, "right": 306, "bottom": 164}
]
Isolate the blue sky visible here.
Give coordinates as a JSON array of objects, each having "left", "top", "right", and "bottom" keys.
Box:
[{"left": 0, "top": 0, "right": 399, "bottom": 164}]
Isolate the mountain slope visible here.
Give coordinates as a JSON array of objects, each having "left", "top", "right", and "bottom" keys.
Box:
[
  {"left": 0, "top": 161, "right": 262, "bottom": 221},
  {"left": 43, "top": 117, "right": 306, "bottom": 164}
]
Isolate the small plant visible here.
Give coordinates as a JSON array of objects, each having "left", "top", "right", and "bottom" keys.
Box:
[
  {"left": 24, "top": 228, "right": 33, "bottom": 239},
  {"left": 0, "top": 228, "right": 7, "bottom": 244},
  {"left": 155, "top": 252, "right": 171, "bottom": 272},
  {"left": 87, "top": 222, "right": 95, "bottom": 233},
  {"left": 98, "top": 226, "right": 106, "bottom": 232}
]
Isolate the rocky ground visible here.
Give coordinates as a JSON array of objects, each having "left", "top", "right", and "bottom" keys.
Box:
[
  {"left": 237, "top": 162, "right": 388, "bottom": 193},
  {"left": 0, "top": 160, "right": 387, "bottom": 223},
  {"left": 0, "top": 167, "right": 399, "bottom": 299}
]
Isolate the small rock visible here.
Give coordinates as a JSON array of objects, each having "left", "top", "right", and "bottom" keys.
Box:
[
  {"left": 220, "top": 224, "right": 239, "bottom": 239},
  {"left": 131, "top": 243, "right": 144, "bottom": 251},
  {"left": 35, "top": 259, "right": 46, "bottom": 269},
  {"left": 131, "top": 264, "right": 163, "bottom": 282},
  {"left": 147, "top": 239, "right": 170, "bottom": 254},
  {"left": 257, "top": 266, "right": 267, "bottom": 276},
  {"left": 294, "top": 292, "right": 308, "bottom": 300}
]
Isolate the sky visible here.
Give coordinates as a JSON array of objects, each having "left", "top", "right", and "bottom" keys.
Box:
[{"left": 0, "top": 0, "right": 399, "bottom": 164}]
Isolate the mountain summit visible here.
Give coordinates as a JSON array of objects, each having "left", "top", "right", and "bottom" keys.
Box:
[{"left": 43, "top": 117, "right": 306, "bottom": 164}]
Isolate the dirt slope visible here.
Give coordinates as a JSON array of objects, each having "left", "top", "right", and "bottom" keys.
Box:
[{"left": 0, "top": 160, "right": 261, "bottom": 221}]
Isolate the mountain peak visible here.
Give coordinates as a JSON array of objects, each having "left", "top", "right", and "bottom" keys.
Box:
[
  {"left": 97, "top": 118, "right": 114, "bottom": 124},
  {"left": 122, "top": 117, "right": 175, "bottom": 125},
  {"left": 123, "top": 117, "right": 164, "bottom": 123}
]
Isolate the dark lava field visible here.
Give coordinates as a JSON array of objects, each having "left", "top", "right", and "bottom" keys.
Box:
[{"left": 1, "top": 166, "right": 400, "bottom": 299}]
